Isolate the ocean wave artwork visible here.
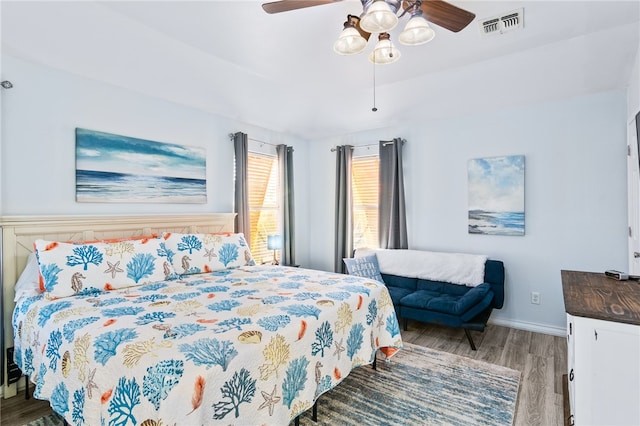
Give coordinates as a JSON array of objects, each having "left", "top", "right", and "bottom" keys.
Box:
[
  {"left": 468, "top": 155, "right": 525, "bottom": 236},
  {"left": 76, "top": 128, "right": 206, "bottom": 203}
]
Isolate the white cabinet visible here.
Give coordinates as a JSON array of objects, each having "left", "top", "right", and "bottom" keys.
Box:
[
  {"left": 567, "top": 313, "right": 640, "bottom": 425},
  {"left": 566, "top": 314, "right": 575, "bottom": 418}
]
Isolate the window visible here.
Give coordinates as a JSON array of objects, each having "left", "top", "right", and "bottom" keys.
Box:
[
  {"left": 352, "top": 155, "right": 379, "bottom": 249},
  {"left": 247, "top": 151, "right": 279, "bottom": 264}
]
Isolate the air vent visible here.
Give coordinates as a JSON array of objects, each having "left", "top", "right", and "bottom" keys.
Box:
[{"left": 480, "top": 8, "right": 524, "bottom": 37}]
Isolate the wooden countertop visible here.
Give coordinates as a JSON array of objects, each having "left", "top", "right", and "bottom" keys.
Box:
[{"left": 561, "top": 270, "right": 640, "bottom": 326}]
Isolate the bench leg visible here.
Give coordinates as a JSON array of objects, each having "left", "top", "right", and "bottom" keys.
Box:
[
  {"left": 293, "top": 400, "right": 317, "bottom": 425},
  {"left": 464, "top": 329, "right": 477, "bottom": 351},
  {"left": 403, "top": 318, "right": 408, "bottom": 331}
]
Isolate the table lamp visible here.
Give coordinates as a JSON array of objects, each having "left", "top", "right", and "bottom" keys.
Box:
[{"left": 267, "top": 234, "right": 282, "bottom": 265}]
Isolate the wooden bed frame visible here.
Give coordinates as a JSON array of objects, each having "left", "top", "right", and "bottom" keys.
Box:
[{"left": 0, "top": 213, "right": 235, "bottom": 398}]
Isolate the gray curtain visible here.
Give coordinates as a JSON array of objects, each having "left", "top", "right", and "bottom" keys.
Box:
[
  {"left": 379, "top": 138, "right": 408, "bottom": 249},
  {"left": 335, "top": 145, "right": 353, "bottom": 273},
  {"left": 233, "top": 132, "right": 250, "bottom": 245},
  {"left": 277, "top": 144, "right": 295, "bottom": 266}
]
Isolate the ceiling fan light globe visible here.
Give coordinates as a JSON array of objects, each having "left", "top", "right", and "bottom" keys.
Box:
[
  {"left": 334, "top": 27, "right": 368, "bottom": 55},
  {"left": 368, "top": 38, "right": 401, "bottom": 64},
  {"left": 399, "top": 16, "right": 435, "bottom": 46},
  {"left": 360, "top": 0, "right": 398, "bottom": 33}
]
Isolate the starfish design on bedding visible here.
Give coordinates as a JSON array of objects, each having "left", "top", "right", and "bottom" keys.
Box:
[
  {"left": 104, "top": 261, "right": 123, "bottom": 278},
  {"left": 31, "top": 331, "right": 41, "bottom": 352},
  {"left": 334, "top": 338, "right": 345, "bottom": 360},
  {"left": 86, "top": 368, "right": 98, "bottom": 399},
  {"left": 376, "top": 314, "right": 385, "bottom": 329},
  {"left": 259, "top": 384, "right": 281, "bottom": 416},
  {"left": 204, "top": 247, "right": 217, "bottom": 261}
]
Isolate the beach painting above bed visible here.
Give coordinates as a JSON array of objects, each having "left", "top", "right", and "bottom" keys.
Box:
[
  {"left": 468, "top": 155, "right": 525, "bottom": 236},
  {"left": 75, "top": 128, "right": 206, "bottom": 203}
]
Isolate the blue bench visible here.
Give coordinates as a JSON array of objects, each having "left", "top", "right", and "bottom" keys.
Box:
[
  {"left": 347, "top": 250, "right": 505, "bottom": 350},
  {"left": 382, "top": 259, "right": 504, "bottom": 350}
]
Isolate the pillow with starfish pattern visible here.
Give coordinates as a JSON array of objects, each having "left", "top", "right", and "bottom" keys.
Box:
[
  {"left": 160, "top": 232, "right": 256, "bottom": 275},
  {"left": 34, "top": 237, "right": 177, "bottom": 299}
]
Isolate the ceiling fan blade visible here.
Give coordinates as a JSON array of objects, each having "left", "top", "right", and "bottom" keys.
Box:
[
  {"left": 262, "top": 0, "right": 341, "bottom": 14},
  {"left": 418, "top": 0, "right": 476, "bottom": 32}
]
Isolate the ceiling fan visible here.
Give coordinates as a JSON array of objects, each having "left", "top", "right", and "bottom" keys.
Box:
[
  {"left": 262, "top": 0, "right": 475, "bottom": 33},
  {"left": 262, "top": 0, "right": 475, "bottom": 64}
]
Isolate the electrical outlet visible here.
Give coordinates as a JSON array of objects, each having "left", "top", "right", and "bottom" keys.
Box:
[{"left": 531, "top": 291, "right": 541, "bottom": 305}]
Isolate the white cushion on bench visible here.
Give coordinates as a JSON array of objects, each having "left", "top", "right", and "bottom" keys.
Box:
[{"left": 356, "top": 249, "right": 487, "bottom": 287}]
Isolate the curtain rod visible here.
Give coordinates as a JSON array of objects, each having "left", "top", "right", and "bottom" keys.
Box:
[
  {"left": 228, "top": 133, "right": 293, "bottom": 151},
  {"left": 330, "top": 139, "right": 406, "bottom": 152},
  {"left": 249, "top": 138, "right": 279, "bottom": 148}
]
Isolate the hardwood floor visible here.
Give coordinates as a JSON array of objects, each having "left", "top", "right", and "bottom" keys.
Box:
[
  {"left": 0, "top": 389, "right": 52, "bottom": 426},
  {"left": 0, "top": 322, "right": 567, "bottom": 426}
]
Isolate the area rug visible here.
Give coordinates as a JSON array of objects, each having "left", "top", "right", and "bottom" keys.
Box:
[
  {"left": 25, "top": 343, "right": 520, "bottom": 426},
  {"left": 298, "top": 342, "right": 521, "bottom": 426},
  {"left": 23, "top": 413, "right": 63, "bottom": 426}
]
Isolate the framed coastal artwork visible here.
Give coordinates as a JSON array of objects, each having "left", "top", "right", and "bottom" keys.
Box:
[
  {"left": 468, "top": 155, "right": 525, "bottom": 236},
  {"left": 75, "top": 128, "right": 206, "bottom": 203}
]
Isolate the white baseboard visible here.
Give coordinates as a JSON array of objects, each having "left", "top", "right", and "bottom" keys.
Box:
[{"left": 488, "top": 317, "right": 566, "bottom": 337}]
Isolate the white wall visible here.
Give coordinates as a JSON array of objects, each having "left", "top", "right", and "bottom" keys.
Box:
[
  {"left": 0, "top": 54, "right": 4, "bottom": 216},
  {"left": 0, "top": 55, "right": 311, "bottom": 266},
  {"left": 626, "top": 41, "right": 640, "bottom": 274},
  {"left": 308, "top": 91, "right": 628, "bottom": 334},
  {"left": 628, "top": 44, "right": 640, "bottom": 119}
]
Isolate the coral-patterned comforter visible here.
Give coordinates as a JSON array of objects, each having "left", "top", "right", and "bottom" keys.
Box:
[{"left": 13, "top": 265, "right": 402, "bottom": 425}]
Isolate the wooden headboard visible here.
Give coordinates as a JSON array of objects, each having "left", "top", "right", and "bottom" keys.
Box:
[{"left": 0, "top": 213, "right": 235, "bottom": 398}]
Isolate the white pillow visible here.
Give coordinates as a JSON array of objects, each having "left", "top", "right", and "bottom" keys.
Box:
[
  {"left": 14, "top": 253, "right": 42, "bottom": 302},
  {"left": 34, "top": 237, "right": 178, "bottom": 299},
  {"left": 161, "top": 232, "right": 255, "bottom": 275}
]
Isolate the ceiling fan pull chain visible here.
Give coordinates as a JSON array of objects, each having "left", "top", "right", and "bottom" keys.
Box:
[{"left": 372, "top": 59, "right": 378, "bottom": 112}]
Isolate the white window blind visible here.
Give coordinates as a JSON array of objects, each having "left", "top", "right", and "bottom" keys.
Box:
[
  {"left": 352, "top": 155, "right": 379, "bottom": 249},
  {"left": 248, "top": 152, "right": 279, "bottom": 264}
]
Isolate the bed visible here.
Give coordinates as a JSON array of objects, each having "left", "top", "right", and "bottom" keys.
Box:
[{"left": 2, "top": 214, "right": 402, "bottom": 425}]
